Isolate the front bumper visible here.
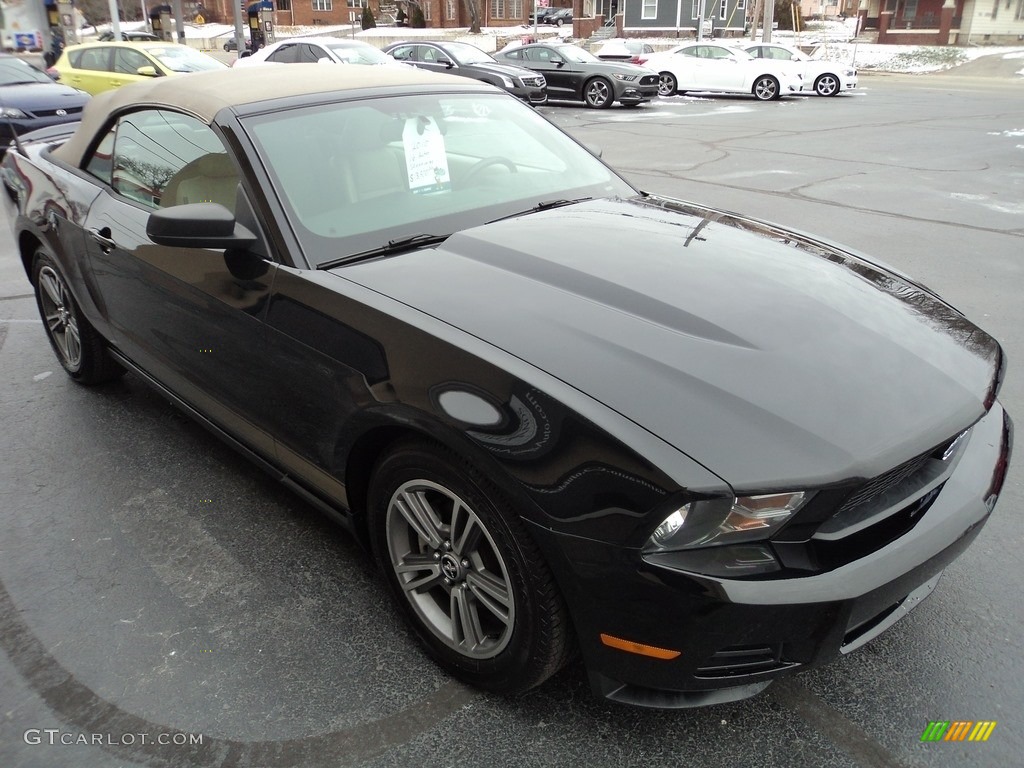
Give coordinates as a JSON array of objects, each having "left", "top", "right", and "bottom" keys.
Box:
[
  {"left": 617, "top": 83, "right": 659, "bottom": 104},
  {"left": 527, "top": 403, "right": 1010, "bottom": 708},
  {"left": 511, "top": 85, "right": 548, "bottom": 105}
]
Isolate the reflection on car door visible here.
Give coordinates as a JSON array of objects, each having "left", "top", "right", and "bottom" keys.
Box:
[
  {"left": 701, "top": 46, "right": 745, "bottom": 90},
  {"left": 78, "top": 109, "right": 278, "bottom": 455},
  {"left": 524, "top": 47, "right": 574, "bottom": 100}
]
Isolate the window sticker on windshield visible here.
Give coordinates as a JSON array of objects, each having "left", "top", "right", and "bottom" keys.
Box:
[{"left": 403, "top": 116, "right": 451, "bottom": 194}]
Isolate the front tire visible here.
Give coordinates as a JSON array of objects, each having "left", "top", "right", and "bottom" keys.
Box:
[
  {"left": 814, "top": 73, "right": 840, "bottom": 96},
  {"left": 753, "top": 75, "right": 780, "bottom": 101},
  {"left": 583, "top": 77, "right": 614, "bottom": 109},
  {"left": 658, "top": 71, "right": 677, "bottom": 97},
  {"left": 32, "top": 251, "right": 122, "bottom": 384},
  {"left": 368, "top": 440, "right": 572, "bottom": 694}
]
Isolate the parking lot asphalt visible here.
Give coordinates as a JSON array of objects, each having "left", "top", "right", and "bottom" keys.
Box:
[{"left": 1, "top": 73, "right": 1022, "bottom": 768}]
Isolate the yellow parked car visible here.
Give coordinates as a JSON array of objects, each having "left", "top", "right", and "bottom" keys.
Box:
[{"left": 50, "top": 41, "right": 227, "bottom": 96}]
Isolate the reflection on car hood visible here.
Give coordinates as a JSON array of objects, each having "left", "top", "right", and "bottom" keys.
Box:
[
  {"left": 0, "top": 82, "right": 90, "bottom": 109},
  {"left": 469, "top": 61, "right": 543, "bottom": 80},
  {"left": 338, "top": 196, "right": 1000, "bottom": 488}
]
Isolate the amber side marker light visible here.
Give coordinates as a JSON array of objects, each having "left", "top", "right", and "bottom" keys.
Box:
[{"left": 600, "top": 633, "right": 681, "bottom": 660}]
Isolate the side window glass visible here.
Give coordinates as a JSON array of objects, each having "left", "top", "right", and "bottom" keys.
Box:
[
  {"left": 504, "top": 49, "right": 522, "bottom": 61},
  {"left": 268, "top": 45, "right": 298, "bottom": 63},
  {"left": 422, "top": 46, "right": 438, "bottom": 63},
  {"left": 84, "top": 127, "right": 116, "bottom": 185},
  {"left": 114, "top": 48, "right": 151, "bottom": 75},
  {"left": 390, "top": 45, "right": 415, "bottom": 61},
  {"left": 78, "top": 47, "right": 110, "bottom": 72},
  {"left": 94, "top": 110, "right": 238, "bottom": 212},
  {"left": 299, "top": 44, "right": 322, "bottom": 63}
]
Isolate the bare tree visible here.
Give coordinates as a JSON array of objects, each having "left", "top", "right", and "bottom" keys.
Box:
[{"left": 462, "top": 0, "right": 482, "bottom": 33}]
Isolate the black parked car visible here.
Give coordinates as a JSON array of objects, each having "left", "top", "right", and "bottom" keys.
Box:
[
  {"left": 496, "top": 42, "right": 657, "bottom": 108},
  {"left": 384, "top": 40, "right": 546, "bottom": 105},
  {"left": 223, "top": 37, "right": 248, "bottom": 52},
  {"left": 97, "top": 30, "right": 160, "bottom": 42},
  {"left": 0, "top": 54, "right": 89, "bottom": 149},
  {"left": 529, "top": 7, "right": 572, "bottom": 25},
  {"left": 1, "top": 65, "right": 1010, "bottom": 708}
]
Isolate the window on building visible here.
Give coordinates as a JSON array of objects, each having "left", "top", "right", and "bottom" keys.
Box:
[
  {"left": 719, "top": 0, "right": 726, "bottom": 17},
  {"left": 423, "top": 1, "right": 432, "bottom": 18},
  {"left": 312, "top": 0, "right": 332, "bottom": 11},
  {"left": 510, "top": 0, "right": 523, "bottom": 17},
  {"left": 494, "top": 0, "right": 506, "bottom": 18},
  {"left": 902, "top": 0, "right": 917, "bottom": 18},
  {"left": 447, "top": 0, "right": 457, "bottom": 18},
  {"left": 276, "top": 0, "right": 291, "bottom": 9},
  {"left": 642, "top": 0, "right": 657, "bottom": 20}
]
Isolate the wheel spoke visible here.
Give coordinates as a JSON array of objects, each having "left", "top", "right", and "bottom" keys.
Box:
[
  {"left": 450, "top": 583, "right": 485, "bottom": 651},
  {"left": 466, "top": 569, "right": 511, "bottom": 625},
  {"left": 45, "top": 311, "right": 62, "bottom": 332},
  {"left": 450, "top": 501, "right": 481, "bottom": 557},
  {"left": 394, "top": 489, "right": 444, "bottom": 549},
  {"left": 40, "top": 272, "right": 62, "bottom": 306},
  {"left": 65, "top": 318, "right": 81, "bottom": 364},
  {"left": 395, "top": 554, "right": 443, "bottom": 593}
]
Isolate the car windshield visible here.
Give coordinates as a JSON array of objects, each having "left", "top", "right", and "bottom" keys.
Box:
[
  {"left": 557, "top": 46, "right": 599, "bottom": 64},
  {"left": 326, "top": 43, "right": 391, "bottom": 65},
  {"left": 243, "top": 92, "right": 635, "bottom": 266},
  {"left": 0, "top": 57, "right": 52, "bottom": 86},
  {"left": 149, "top": 46, "right": 228, "bottom": 73},
  {"left": 443, "top": 43, "right": 493, "bottom": 66}
]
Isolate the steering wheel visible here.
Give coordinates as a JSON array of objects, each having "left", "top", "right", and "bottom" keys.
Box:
[{"left": 464, "top": 156, "right": 517, "bottom": 186}]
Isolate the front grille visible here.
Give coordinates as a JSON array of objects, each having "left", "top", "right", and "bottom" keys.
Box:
[
  {"left": 32, "top": 106, "right": 84, "bottom": 118},
  {"left": 816, "top": 431, "right": 965, "bottom": 538},
  {"left": 639, "top": 75, "right": 659, "bottom": 86},
  {"left": 522, "top": 76, "right": 545, "bottom": 88},
  {"left": 695, "top": 644, "right": 799, "bottom": 678}
]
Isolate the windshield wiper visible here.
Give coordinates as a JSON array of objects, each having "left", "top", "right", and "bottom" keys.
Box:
[
  {"left": 318, "top": 233, "right": 451, "bottom": 270},
  {"left": 487, "top": 197, "right": 593, "bottom": 224}
]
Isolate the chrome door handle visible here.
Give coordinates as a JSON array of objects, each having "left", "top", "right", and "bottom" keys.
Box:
[{"left": 89, "top": 227, "right": 116, "bottom": 253}]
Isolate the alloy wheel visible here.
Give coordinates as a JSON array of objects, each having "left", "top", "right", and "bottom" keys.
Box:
[
  {"left": 37, "top": 266, "right": 82, "bottom": 370},
  {"left": 753, "top": 76, "right": 779, "bottom": 101},
  {"left": 815, "top": 74, "right": 840, "bottom": 96},
  {"left": 384, "top": 479, "right": 516, "bottom": 659},
  {"left": 585, "top": 78, "right": 613, "bottom": 108}
]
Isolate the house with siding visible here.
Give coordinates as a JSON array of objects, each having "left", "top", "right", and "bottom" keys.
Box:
[
  {"left": 859, "top": 0, "right": 1024, "bottom": 44},
  {"left": 618, "top": 0, "right": 748, "bottom": 35}
]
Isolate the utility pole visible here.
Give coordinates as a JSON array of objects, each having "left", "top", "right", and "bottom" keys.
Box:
[
  {"left": 762, "top": 0, "right": 773, "bottom": 42},
  {"left": 107, "top": 0, "right": 122, "bottom": 38},
  {"left": 696, "top": 0, "right": 705, "bottom": 42}
]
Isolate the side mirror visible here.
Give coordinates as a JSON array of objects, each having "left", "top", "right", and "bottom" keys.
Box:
[
  {"left": 317, "top": 57, "right": 333, "bottom": 65},
  {"left": 136, "top": 65, "right": 160, "bottom": 77},
  {"left": 552, "top": 58, "right": 565, "bottom": 67},
  {"left": 238, "top": 50, "right": 252, "bottom": 59},
  {"left": 582, "top": 142, "right": 603, "bottom": 158},
  {"left": 147, "top": 203, "right": 257, "bottom": 250},
  {"left": 438, "top": 57, "right": 455, "bottom": 69}
]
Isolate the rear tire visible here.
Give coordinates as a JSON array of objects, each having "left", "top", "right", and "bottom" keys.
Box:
[
  {"left": 658, "top": 72, "right": 677, "bottom": 97},
  {"left": 368, "top": 439, "right": 573, "bottom": 694},
  {"left": 32, "top": 250, "right": 123, "bottom": 385}
]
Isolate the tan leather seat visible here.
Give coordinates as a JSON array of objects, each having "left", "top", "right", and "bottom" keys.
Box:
[{"left": 162, "top": 153, "right": 239, "bottom": 213}]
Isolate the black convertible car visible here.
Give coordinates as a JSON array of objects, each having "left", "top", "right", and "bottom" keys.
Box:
[{"left": 1, "top": 66, "right": 1010, "bottom": 708}]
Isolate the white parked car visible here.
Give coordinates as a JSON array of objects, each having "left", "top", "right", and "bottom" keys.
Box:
[
  {"left": 639, "top": 43, "right": 802, "bottom": 101},
  {"left": 743, "top": 42, "right": 857, "bottom": 96},
  {"left": 233, "top": 37, "right": 401, "bottom": 68}
]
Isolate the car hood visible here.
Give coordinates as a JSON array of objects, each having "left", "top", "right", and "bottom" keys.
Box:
[
  {"left": 468, "top": 61, "right": 543, "bottom": 80},
  {"left": 1, "top": 82, "right": 89, "bottom": 109},
  {"left": 337, "top": 196, "right": 1000, "bottom": 489}
]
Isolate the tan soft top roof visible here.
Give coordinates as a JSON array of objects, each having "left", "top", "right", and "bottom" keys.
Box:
[{"left": 53, "top": 64, "right": 471, "bottom": 167}]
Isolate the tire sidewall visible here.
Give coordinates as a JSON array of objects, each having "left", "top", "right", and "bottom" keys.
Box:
[{"left": 584, "top": 77, "right": 613, "bottom": 109}]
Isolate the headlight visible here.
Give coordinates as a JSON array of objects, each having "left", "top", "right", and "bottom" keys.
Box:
[
  {"left": 612, "top": 73, "right": 638, "bottom": 81},
  {"left": 0, "top": 107, "right": 28, "bottom": 119},
  {"left": 645, "top": 492, "right": 810, "bottom": 553},
  {"left": 498, "top": 75, "right": 515, "bottom": 88},
  {"left": 843, "top": 68, "right": 856, "bottom": 77}
]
